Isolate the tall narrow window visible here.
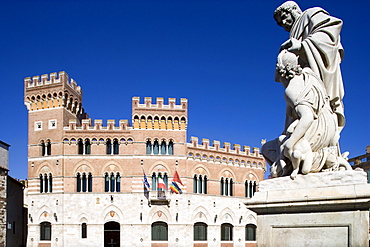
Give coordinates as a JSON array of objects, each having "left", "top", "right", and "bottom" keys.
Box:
[
  {"left": 153, "top": 140, "right": 159, "bottom": 155},
  {"left": 204, "top": 176, "right": 208, "bottom": 194},
  {"left": 220, "top": 178, "right": 224, "bottom": 195},
  {"left": 78, "top": 139, "right": 84, "bottom": 155},
  {"left": 161, "top": 140, "right": 166, "bottom": 155},
  {"left": 245, "top": 181, "right": 249, "bottom": 198},
  {"left": 164, "top": 173, "right": 168, "bottom": 189},
  {"left": 146, "top": 140, "right": 152, "bottom": 155},
  {"left": 81, "top": 223, "right": 87, "bottom": 238},
  {"left": 49, "top": 174, "right": 52, "bottom": 192},
  {"left": 198, "top": 175, "right": 203, "bottom": 194},
  {"left": 253, "top": 181, "right": 257, "bottom": 196},
  {"left": 249, "top": 181, "right": 253, "bottom": 198},
  {"left": 40, "top": 222, "right": 51, "bottom": 241},
  {"left": 221, "top": 223, "right": 233, "bottom": 241},
  {"left": 194, "top": 222, "right": 207, "bottom": 241},
  {"left": 113, "top": 139, "right": 119, "bottom": 155},
  {"left": 193, "top": 175, "right": 198, "bottom": 193},
  {"left": 46, "top": 140, "right": 51, "bottom": 156},
  {"left": 110, "top": 173, "right": 115, "bottom": 192},
  {"left": 106, "top": 139, "right": 112, "bottom": 155},
  {"left": 88, "top": 173, "right": 92, "bottom": 192},
  {"left": 82, "top": 173, "right": 87, "bottom": 192},
  {"left": 105, "top": 173, "right": 109, "bottom": 192},
  {"left": 116, "top": 173, "right": 121, "bottom": 192},
  {"left": 44, "top": 174, "right": 48, "bottom": 193},
  {"left": 152, "top": 173, "right": 157, "bottom": 191},
  {"left": 85, "top": 139, "right": 91, "bottom": 155},
  {"left": 77, "top": 173, "right": 81, "bottom": 192},
  {"left": 230, "top": 178, "right": 233, "bottom": 196},
  {"left": 40, "top": 174, "right": 43, "bottom": 193},
  {"left": 225, "top": 178, "right": 229, "bottom": 196},
  {"left": 168, "top": 140, "right": 174, "bottom": 155},
  {"left": 41, "top": 141, "right": 46, "bottom": 156}
]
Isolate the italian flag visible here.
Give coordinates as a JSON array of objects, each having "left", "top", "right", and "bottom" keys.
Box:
[{"left": 158, "top": 176, "right": 167, "bottom": 190}]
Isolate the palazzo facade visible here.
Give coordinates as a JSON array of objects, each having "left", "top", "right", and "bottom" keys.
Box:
[{"left": 24, "top": 71, "right": 265, "bottom": 247}]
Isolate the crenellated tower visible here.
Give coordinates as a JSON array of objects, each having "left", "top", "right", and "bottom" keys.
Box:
[{"left": 24, "top": 71, "right": 88, "bottom": 177}]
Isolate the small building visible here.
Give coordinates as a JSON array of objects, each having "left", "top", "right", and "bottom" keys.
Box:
[
  {"left": 0, "top": 140, "right": 27, "bottom": 247},
  {"left": 349, "top": 145, "right": 370, "bottom": 182}
]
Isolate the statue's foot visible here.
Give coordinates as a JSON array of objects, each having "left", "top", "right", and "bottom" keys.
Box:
[{"left": 290, "top": 170, "right": 298, "bottom": 180}]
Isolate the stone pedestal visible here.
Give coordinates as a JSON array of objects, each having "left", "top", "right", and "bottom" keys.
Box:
[{"left": 245, "top": 170, "right": 370, "bottom": 247}]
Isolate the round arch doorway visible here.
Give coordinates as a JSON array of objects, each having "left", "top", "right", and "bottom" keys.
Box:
[{"left": 104, "top": 221, "right": 120, "bottom": 247}]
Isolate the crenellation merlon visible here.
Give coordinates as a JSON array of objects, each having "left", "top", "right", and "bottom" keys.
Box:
[
  {"left": 187, "top": 136, "right": 262, "bottom": 157},
  {"left": 25, "top": 71, "right": 82, "bottom": 94},
  {"left": 132, "top": 96, "right": 188, "bottom": 110}
]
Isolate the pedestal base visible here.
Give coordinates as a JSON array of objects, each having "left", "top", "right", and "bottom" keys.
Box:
[{"left": 245, "top": 170, "right": 370, "bottom": 247}]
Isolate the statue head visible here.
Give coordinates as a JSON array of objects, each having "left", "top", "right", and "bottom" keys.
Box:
[
  {"left": 275, "top": 50, "right": 302, "bottom": 82},
  {"left": 274, "top": 1, "right": 302, "bottom": 31}
]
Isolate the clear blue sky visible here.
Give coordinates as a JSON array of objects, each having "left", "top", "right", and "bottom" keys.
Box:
[{"left": 1, "top": 0, "right": 369, "bottom": 180}]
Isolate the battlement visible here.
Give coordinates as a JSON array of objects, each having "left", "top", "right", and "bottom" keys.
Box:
[
  {"left": 132, "top": 97, "right": 187, "bottom": 110},
  {"left": 187, "top": 136, "right": 262, "bottom": 158},
  {"left": 25, "top": 71, "right": 82, "bottom": 94},
  {"left": 64, "top": 119, "right": 131, "bottom": 131}
]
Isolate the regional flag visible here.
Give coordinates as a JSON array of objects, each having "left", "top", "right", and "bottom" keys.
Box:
[
  {"left": 170, "top": 181, "right": 182, "bottom": 194},
  {"left": 157, "top": 176, "right": 167, "bottom": 190},
  {"left": 173, "top": 170, "right": 183, "bottom": 186},
  {"left": 143, "top": 170, "right": 150, "bottom": 189}
]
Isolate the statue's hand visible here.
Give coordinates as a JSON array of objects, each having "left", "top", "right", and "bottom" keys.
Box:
[
  {"left": 287, "top": 38, "right": 302, "bottom": 55},
  {"left": 280, "top": 38, "right": 302, "bottom": 55}
]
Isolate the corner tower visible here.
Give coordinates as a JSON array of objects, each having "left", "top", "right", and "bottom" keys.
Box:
[{"left": 24, "top": 71, "right": 87, "bottom": 177}]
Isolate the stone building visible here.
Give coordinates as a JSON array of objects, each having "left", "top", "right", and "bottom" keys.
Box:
[
  {"left": 24, "top": 71, "right": 265, "bottom": 247},
  {"left": 0, "top": 140, "right": 27, "bottom": 247},
  {"left": 349, "top": 145, "right": 370, "bottom": 181}
]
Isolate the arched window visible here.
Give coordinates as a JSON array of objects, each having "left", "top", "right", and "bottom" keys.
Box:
[
  {"left": 153, "top": 140, "right": 159, "bottom": 155},
  {"left": 204, "top": 176, "right": 208, "bottom": 194},
  {"left": 78, "top": 139, "right": 84, "bottom": 155},
  {"left": 77, "top": 173, "right": 81, "bottom": 192},
  {"left": 40, "top": 221, "right": 51, "bottom": 240},
  {"left": 246, "top": 224, "right": 257, "bottom": 241},
  {"left": 253, "top": 181, "right": 257, "bottom": 196},
  {"left": 106, "top": 139, "right": 112, "bottom": 155},
  {"left": 82, "top": 173, "right": 87, "bottom": 192},
  {"left": 88, "top": 173, "right": 92, "bottom": 192},
  {"left": 146, "top": 140, "right": 152, "bottom": 155},
  {"left": 44, "top": 174, "right": 48, "bottom": 193},
  {"left": 168, "top": 140, "right": 174, "bottom": 155},
  {"left": 230, "top": 178, "right": 233, "bottom": 196},
  {"left": 110, "top": 173, "right": 115, "bottom": 192},
  {"left": 163, "top": 173, "right": 168, "bottom": 189},
  {"left": 198, "top": 175, "right": 203, "bottom": 194},
  {"left": 81, "top": 223, "right": 87, "bottom": 238},
  {"left": 221, "top": 223, "right": 233, "bottom": 241},
  {"left": 161, "top": 140, "right": 167, "bottom": 155},
  {"left": 105, "top": 173, "right": 109, "bottom": 192},
  {"left": 84, "top": 139, "right": 91, "bottom": 155},
  {"left": 46, "top": 140, "right": 51, "bottom": 156},
  {"left": 41, "top": 141, "right": 46, "bottom": 156},
  {"left": 193, "top": 175, "right": 198, "bottom": 193},
  {"left": 116, "top": 173, "right": 121, "bottom": 192},
  {"left": 220, "top": 178, "right": 224, "bottom": 195},
  {"left": 194, "top": 222, "right": 207, "bottom": 241},
  {"left": 151, "top": 173, "right": 157, "bottom": 191},
  {"left": 49, "top": 174, "right": 52, "bottom": 192},
  {"left": 225, "top": 178, "right": 229, "bottom": 196},
  {"left": 151, "top": 222, "right": 168, "bottom": 241},
  {"left": 39, "top": 174, "right": 43, "bottom": 193},
  {"left": 113, "top": 139, "right": 119, "bottom": 155}
]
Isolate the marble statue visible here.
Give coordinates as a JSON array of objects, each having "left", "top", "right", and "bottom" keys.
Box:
[
  {"left": 262, "top": 1, "right": 351, "bottom": 179},
  {"left": 274, "top": 1, "right": 345, "bottom": 129},
  {"left": 270, "top": 50, "right": 351, "bottom": 179}
]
